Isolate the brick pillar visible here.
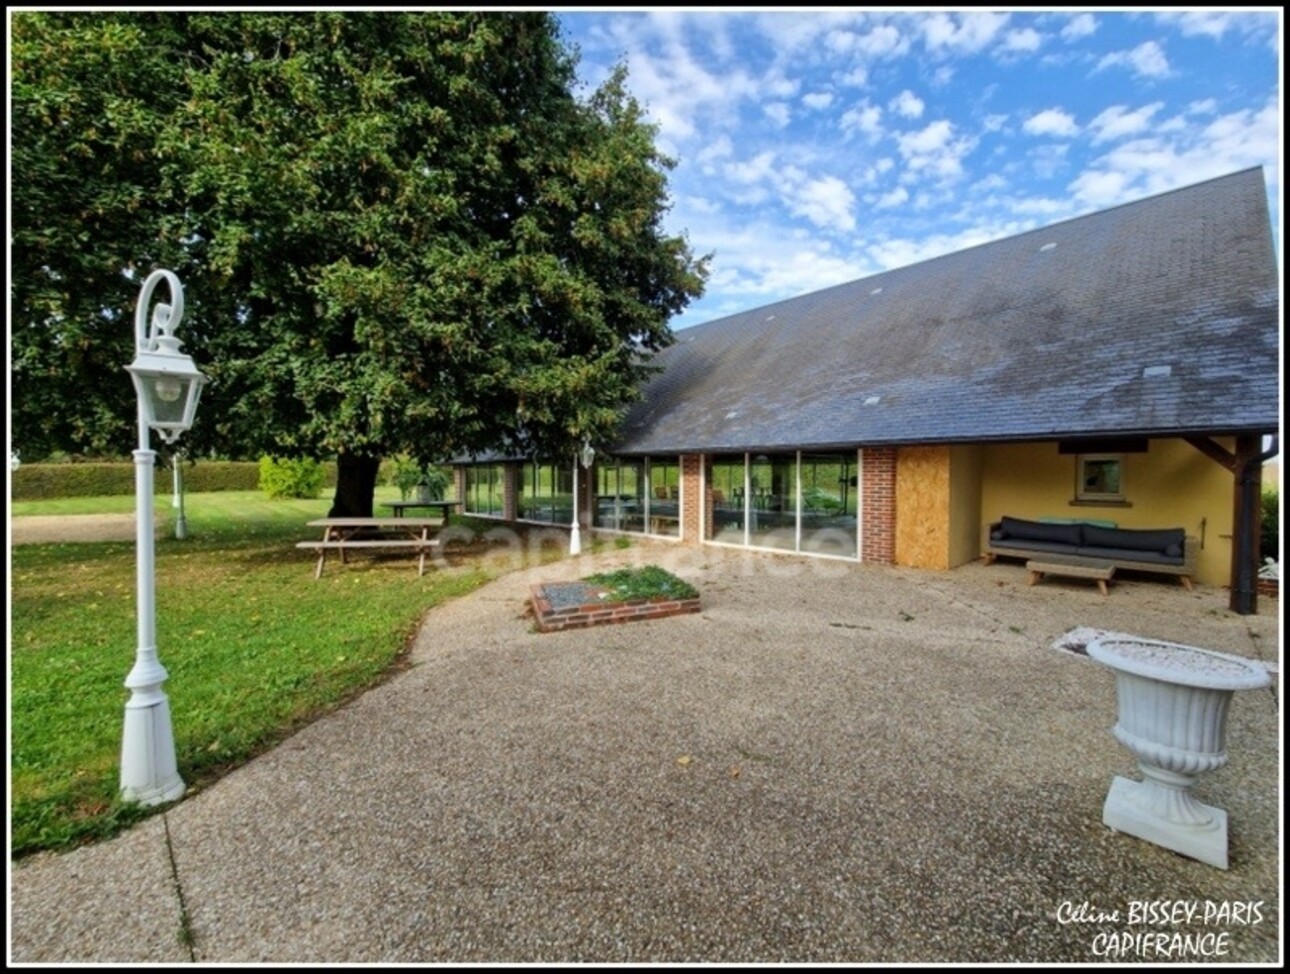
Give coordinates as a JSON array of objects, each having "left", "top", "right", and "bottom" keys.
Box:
[
  {"left": 453, "top": 466, "right": 467, "bottom": 508},
  {"left": 680, "top": 454, "right": 704, "bottom": 544},
  {"left": 861, "top": 447, "right": 896, "bottom": 564},
  {"left": 502, "top": 463, "right": 520, "bottom": 521}
]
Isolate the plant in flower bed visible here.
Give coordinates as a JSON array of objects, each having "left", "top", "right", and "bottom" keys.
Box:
[{"left": 583, "top": 565, "right": 698, "bottom": 602}]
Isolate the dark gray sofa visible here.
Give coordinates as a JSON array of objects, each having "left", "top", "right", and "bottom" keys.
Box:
[{"left": 982, "top": 516, "right": 1197, "bottom": 589}]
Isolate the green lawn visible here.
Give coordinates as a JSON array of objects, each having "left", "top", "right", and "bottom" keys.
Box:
[{"left": 9, "top": 489, "right": 590, "bottom": 857}]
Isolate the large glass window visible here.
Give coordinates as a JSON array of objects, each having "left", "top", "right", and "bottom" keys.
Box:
[
  {"left": 709, "top": 456, "right": 747, "bottom": 545},
  {"left": 463, "top": 464, "right": 504, "bottom": 517},
  {"left": 800, "top": 453, "right": 858, "bottom": 558},
  {"left": 592, "top": 456, "right": 679, "bottom": 537},
  {"left": 594, "top": 458, "right": 645, "bottom": 531},
  {"left": 708, "top": 452, "right": 858, "bottom": 559},
  {"left": 748, "top": 454, "right": 797, "bottom": 551},
  {"left": 520, "top": 461, "right": 572, "bottom": 524}
]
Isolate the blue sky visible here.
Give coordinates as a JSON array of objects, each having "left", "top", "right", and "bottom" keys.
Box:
[{"left": 555, "top": 9, "right": 1282, "bottom": 331}]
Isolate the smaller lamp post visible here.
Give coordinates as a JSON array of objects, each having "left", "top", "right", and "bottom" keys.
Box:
[
  {"left": 121, "top": 269, "right": 206, "bottom": 805},
  {"left": 172, "top": 451, "right": 188, "bottom": 540},
  {"left": 569, "top": 440, "right": 595, "bottom": 556}
]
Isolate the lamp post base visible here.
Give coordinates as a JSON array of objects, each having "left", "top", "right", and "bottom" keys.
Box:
[{"left": 120, "top": 694, "right": 186, "bottom": 806}]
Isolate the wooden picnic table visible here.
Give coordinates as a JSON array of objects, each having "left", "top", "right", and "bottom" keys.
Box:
[
  {"left": 380, "top": 499, "right": 461, "bottom": 519},
  {"left": 297, "top": 517, "right": 442, "bottom": 578}
]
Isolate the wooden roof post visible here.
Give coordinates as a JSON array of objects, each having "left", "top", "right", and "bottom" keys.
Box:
[{"left": 1229, "top": 436, "right": 1264, "bottom": 616}]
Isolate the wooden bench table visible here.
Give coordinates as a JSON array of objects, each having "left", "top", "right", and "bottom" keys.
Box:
[
  {"left": 1026, "top": 555, "right": 1116, "bottom": 595},
  {"left": 380, "top": 499, "right": 461, "bottom": 519},
  {"left": 298, "top": 518, "right": 442, "bottom": 578}
]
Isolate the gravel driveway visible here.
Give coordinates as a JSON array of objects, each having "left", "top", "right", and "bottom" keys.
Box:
[{"left": 9, "top": 540, "right": 1281, "bottom": 963}]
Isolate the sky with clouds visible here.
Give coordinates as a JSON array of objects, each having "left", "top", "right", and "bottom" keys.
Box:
[{"left": 556, "top": 8, "right": 1282, "bottom": 331}]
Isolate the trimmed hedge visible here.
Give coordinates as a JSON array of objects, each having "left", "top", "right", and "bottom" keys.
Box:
[{"left": 12, "top": 460, "right": 340, "bottom": 500}]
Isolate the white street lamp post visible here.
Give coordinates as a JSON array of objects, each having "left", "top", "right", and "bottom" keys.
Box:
[
  {"left": 121, "top": 269, "right": 206, "bottom": 805},
  {"left": 569, "top": 440, "right": 595, "bottom": 556},
  {"left": 172, "top": 452, "right": 188, "bottom": 540}
]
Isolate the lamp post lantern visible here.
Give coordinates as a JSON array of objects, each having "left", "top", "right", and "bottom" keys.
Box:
[
  {"left": 120, "top": 269, "right": 206, "bottom": 805},
  {"left": 569, "top": 440, "right": 595, "bottom": 556}
]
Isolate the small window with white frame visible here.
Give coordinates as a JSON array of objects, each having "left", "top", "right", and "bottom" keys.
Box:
[{"left": 1076, "top": 454, "right": 1124, "bottom": 502}]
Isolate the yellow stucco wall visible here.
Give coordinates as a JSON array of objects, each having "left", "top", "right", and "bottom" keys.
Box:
[
  {"left": 979, "top": 439, "right": 1237, "bottom": 587},
  {"left": 949, "top": 444, "right": 985, "bottom": 568}
]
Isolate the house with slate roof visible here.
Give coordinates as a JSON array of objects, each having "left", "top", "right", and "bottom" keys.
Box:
[{"left": 452, "top": 167, "right": 1280, "bottom": 602}]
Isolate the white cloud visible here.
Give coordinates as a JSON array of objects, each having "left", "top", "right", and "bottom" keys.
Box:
[
  {"left": 895, "top": 120, "right": 975, "bottom": 179},
  {"left": 828, "top": 23, "right": 910, "bottom": 59},
  {"left": 921, "top": 12, "right": 1010, "bottom": 54},
  {"left": 1088, "top": 103, "right": 1163, "bottom": 144},
  {"left": 1069, "top": 96, "right": 1280, "bottom": 209},
  {"left": 787, "top": 175, "right": 858, "bottom": 233},
  {"left": 1097, "top": 40, "right": 1170, "bottom": 79},
  {"left": 764, "top": 102, "right": 792, "bottom": 128},
  {"left": 1061, "top": 14, "right": 1098, "bottom": 41},
  {"left": 838, "top": 65, "right": 869, "bottom": 87},
  {"left": 803, "top": 92, "right": 835, "bottom": 111},
  {"left": 697, "top": 135, "right": 734, "bottom": 165},
  {"left": 890, "top": 90, "right": 924, "bottom": 119},
  {"left": 1023, "top": 108, "right": 1079, "bottom": 138},
  {"left": 1068, "top": 168, "right": 1133, "bottom": 208},
  {"left": 726, "top": 150, "right": 778, "bottom": 186},
  {"left": 875, "top": 185, "right": 909, "bottom": 209},
  {"left": 1154, "top": 12, "right": 1237, "bottom": 39},
  {"left": 1003, "top": 28, "right": 1043, "bottom": 53},
  {"left": 840, "top": 100, "right": 883, "bottom": 140}
]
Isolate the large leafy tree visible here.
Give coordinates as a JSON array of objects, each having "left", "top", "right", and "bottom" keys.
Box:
[{"left": 11, "top": 12, "right": 707, "bottom": 513}]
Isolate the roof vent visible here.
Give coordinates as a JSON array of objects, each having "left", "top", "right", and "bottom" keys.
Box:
[
  {"left": 864, "top": 395, "right": 881, "bottom": 406},
  {"left": 870, "top": 287, "right": 883, "bottom": 295},
  {"left": 1143, "top": 365, "right": 1172, "bottom": 378},
  {"left": 725, "top": 410, "right": 740, "bottom": 420},
  {"left": 1039, "top": 242, "right": 1057, "bottom": 252},
  {"left": 765, "top": 315, "right": 776, "bottom": 321}
]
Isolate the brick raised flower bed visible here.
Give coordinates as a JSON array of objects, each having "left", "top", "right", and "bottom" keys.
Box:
[{"left": 530, "top": 580, "right": 701, "bottom": 633}]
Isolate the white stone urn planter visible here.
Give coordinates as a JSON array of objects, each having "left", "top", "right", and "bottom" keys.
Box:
[{"left": 1086, "top": 635, "right": 1270, "bottom": 869}]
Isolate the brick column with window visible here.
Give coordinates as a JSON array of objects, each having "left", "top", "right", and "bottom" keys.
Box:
[
  {"left": 680, "top": 454, "right": 704, "bottom": 544},
  {"left": 862, "top": 447, "right": 896, "bottom": 564}
]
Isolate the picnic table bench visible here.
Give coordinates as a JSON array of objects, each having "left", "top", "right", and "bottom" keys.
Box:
[{"left": 297, "top": 518, "right": 441, "bottom": 579}]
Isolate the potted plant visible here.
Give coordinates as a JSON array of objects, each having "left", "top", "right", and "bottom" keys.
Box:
[{"left": 390, "top": 457, "right": 451, "bottom": 503}]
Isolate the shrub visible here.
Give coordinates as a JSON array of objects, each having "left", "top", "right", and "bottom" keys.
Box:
[
  {"left": 11, "top": 458, "right": 338, "bottom": 500},
  {"left": 258, "top": 455, "right": 325, "bottom": 499},
  {"left": 583, "top": 565, "right": 699, "bottom": 602},
  {"left": 1261, "top": 488, "right": 1279, "bottom": 563},
  {"left": 387, "top": 457, "right": 452, "bottom": 500}
]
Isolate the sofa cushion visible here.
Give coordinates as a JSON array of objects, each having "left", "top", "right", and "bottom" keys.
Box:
[
  {"left": 1077, "top": 546, "right": 1182, "bottom": 566},
  {"left": 997, "top": 516, "right": 1083, "bottom": 546},
  {"left": 1082, "top": 524, "right": 1184, "bottom": 555}
]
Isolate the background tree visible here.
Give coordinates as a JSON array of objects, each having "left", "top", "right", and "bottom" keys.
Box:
[{"left": 10, "top": 11, "right": 708, "bottom": 514}]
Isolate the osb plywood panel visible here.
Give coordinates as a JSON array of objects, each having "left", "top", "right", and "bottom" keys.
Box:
[{"left": 896, "top": 445, "right": 951, "bottom": 570}]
